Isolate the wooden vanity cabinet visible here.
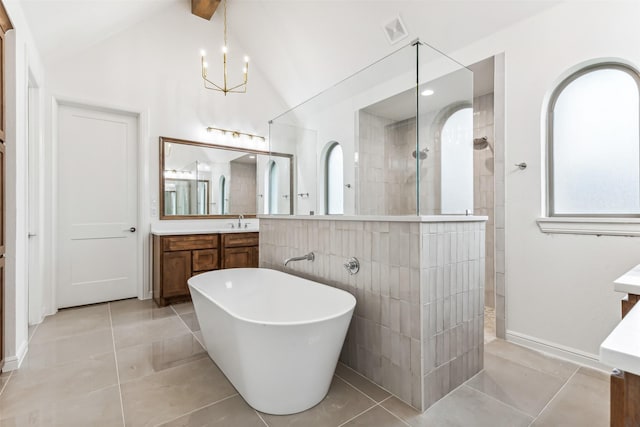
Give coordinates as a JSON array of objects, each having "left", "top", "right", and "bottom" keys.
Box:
[
  {"left": 222, "top": 232, "right": 259, "bottom": 269},
  {"left": 153, "top": 234, "right": 220, "bottom": 306},
  {"left": 153, "top": 232, "right": 259, "bottom": 307}
]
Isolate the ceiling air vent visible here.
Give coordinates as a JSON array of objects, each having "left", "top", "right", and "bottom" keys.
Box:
[{"left": 382, "top": 16, "right": 408, "bottom": 45}]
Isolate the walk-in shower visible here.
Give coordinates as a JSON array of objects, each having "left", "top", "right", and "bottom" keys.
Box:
[{"left": 268, "top": 39, "right": 474, "bottom": 216}]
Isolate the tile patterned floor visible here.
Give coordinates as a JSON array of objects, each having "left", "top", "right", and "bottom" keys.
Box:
[{"left": 0, "top": 299, "right": 610, "bottom": 426}]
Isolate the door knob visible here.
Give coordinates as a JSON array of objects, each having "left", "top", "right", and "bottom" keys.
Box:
[{"left": 129, "top": 227, "right": 136, "bottom": 232}]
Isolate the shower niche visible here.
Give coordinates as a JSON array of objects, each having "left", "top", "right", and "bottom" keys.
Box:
[{"left": 269, "top": 40, "right": 474, "bottom": 216}]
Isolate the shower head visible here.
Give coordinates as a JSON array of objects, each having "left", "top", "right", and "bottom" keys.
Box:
[
  {"left": 412, "top": 148, "right": 428, "bottom": 160},
  {"left": 473, "top": 137, "right": 490, "bottom": 150}
]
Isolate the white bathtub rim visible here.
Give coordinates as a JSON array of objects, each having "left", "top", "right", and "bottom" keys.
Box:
[{"left": 188, "top": 268, "right": 356, "bottom": 327}]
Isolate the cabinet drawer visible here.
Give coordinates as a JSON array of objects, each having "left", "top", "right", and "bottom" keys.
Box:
[
  {"left": 163, "top": 235, "right": 219, "bottom": 251},
  {"left": 222, "top": 232, "right": 259, "bottom": 248},
  {"left": 193, "top": 249, "right": 219, "bottom": 272}
]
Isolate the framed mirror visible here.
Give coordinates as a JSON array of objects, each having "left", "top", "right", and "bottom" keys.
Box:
[{"left": 160, "top": 136, "right": 293, "bottom": 219}]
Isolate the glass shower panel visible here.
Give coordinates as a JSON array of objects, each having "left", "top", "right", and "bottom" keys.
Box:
[
  {"left": 269, "top": 43, "right": 418, "bottom": 216},
  {"left": 417, "top": 42, "right": 474, "bottom": 215},
  {"left": 268, "top": 40, "right": 473, "bottom": 216}
]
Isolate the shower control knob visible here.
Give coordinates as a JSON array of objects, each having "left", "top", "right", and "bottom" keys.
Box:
[{"left": 343, "top": 257, "right": 360, "bottom": 275}]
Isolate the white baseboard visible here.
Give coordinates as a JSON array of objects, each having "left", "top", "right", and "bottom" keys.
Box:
[
  {"left": 506, "top": 330, "right": 611, "bottom": 373},
  {"left": 2, "top": 339, "right": 28, "bottom": 372}
]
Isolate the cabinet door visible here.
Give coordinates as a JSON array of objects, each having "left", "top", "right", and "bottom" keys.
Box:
[
  {"left": 162, "top": 250, "right": 191, "bottom": 297},
  {"left": 193, "top": 249, "right": 219, "bottom": 272},
  {"left": 250, "top": 246, "right": 259, "bottom": 267},
  {"left": 223, "top": 247, "right": 253, "bottom": 269}
]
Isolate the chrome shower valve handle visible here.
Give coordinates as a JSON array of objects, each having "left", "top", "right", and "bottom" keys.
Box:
[{"left": 343, "top": 257, "right": 360, "bottom": 275}]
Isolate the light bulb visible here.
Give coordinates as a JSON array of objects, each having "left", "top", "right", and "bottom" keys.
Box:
[
  {"left": 200, "top": 49, "right": 206, "bottom": 57},
  {"left": 244, "top": 56, "right": 250, "bottom": 63},
  {"left": 222, "top": 46, "right": 228, "bottom": 53},
  {"left": 203, "top": 62, "right": 208, "bottom": 68},
  {"left": 242, "top": 67, "right": 247, "bottom": 74}
]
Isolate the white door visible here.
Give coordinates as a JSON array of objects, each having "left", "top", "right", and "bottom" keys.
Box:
[{"left": 57, "top": 104, "right": 138, "bottom": 308}]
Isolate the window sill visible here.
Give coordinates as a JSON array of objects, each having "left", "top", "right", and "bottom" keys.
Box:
[{"left": 537, "top": 217, "right": 640, "bottom": 237}]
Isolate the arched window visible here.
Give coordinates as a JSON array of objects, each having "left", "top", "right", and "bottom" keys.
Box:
[
  {"left": 264, "top": 160, "right": 278, "bottom": 214},
  {"left": 325, "top": 142, "right": 344, "bottom": 214},
  {"left": 548, "top": 63, "right": 640, "bottom": 216},
  {"left": 441, "top": 107, "right": 473, "bottom": 214},
  {"left": 219, "top": 175, "right": 226, "bottom": 215}
]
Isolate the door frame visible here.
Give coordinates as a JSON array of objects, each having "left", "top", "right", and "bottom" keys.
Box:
[
  {"left": 27, "top": 70, "right": 44, "bottom": 325},
  {"left": 49, "top": 96, "right": 150, "bottom": 312}
]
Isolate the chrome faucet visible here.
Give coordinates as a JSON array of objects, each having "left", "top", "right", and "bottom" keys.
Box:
[
  {"left": 238, "top": 214, "right": 244, "bottom": 229},
  {"left": 284, "top": 252, "right": 315, "bottom": 267}
]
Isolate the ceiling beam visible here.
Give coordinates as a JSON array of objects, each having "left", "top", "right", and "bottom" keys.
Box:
[
  {"left": 191, "top": 0, "right": 221, "bottom": 21},
  {"left": 0, "top": 1, "right": 13, "bottom": 32}
]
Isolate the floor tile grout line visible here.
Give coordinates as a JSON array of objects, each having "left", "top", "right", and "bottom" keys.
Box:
[
  {"left": 152, "top": 393, "right": 240, "bottom": 427},
  {"left": 27, "top": 321, "right": 41, "bottom": 345},
  {"left": 0, "top": 320, "right": 31, "bottom": 398},
  {"left": 255, "top": 410, "right": 269, "bottom": 426},
  {"left": 464, "top": 384, "right": 536, "bottom": 421},
  {"left": 169, "top": 305, "right": 203, "bottom": 346},
  {"left": 336, "top": 401, "right": 381, "bottom": 427},
  {"left": 0, "top": 370, "right": 13, "bottom": 398},
  {"left": 0, "top": 320, "right": 43, "bottom": 398},
  {"left": 486, "top": 342, "right": 582, "bottom": 382},
  {"left": 526, "top": 366, "right": 580, "bottom": 427},
  {"left": 108, "top": 303, "right": 127, "bottom": 427},
  {"left": 333, "top": 371, "right": 391, "bottom": 404},
  {"left": 377, "top": 397, "right": 413, "bottom": 427}
]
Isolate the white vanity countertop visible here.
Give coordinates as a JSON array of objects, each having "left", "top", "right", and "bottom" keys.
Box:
[
  {"left": 613, "top": 263, "right": 640, "bottom": 295},
  {"left": 258, "top": 214, "right": 488, "bottom": 222},
  {"left": 600, "top": 302, "right": 640, "bottom": 376},
  {"left": 151, "top": 227, "right": 259, "bottom": 236}
]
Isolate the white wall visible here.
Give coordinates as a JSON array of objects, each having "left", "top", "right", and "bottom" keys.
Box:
[
  {"left": 447, "top": 1, "right": 640, "bottom": 361},
  {"left": 269, "top": 0, "right": 640, "bottom": 363},
  {"left": 12, "top": 0, "right": 638, "bottom": 368},
  {"left": 39, "top": 3, "right": 285, "bottom": 311},
  {"left": 3, "top": 0, "right": 46, "bottom": 370}
]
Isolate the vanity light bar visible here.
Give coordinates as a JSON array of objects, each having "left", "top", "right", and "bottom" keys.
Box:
[{"left": 206, "top": 126, "right": 266, "bottom": 142}]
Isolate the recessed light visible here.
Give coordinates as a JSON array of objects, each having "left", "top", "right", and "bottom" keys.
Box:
[{"left": 421, "top": 89, "right": 434, "bottom": 97}]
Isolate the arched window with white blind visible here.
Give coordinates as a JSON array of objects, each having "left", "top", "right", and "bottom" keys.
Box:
[{"left": 548, "top": 63, "right": 640, "bottom": 216}]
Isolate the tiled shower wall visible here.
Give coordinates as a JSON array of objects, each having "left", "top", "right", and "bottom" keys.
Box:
[
  {"left": 473, "top": 93, "right": 495, "bottom": 308},
  {"left": 357, "top": 111, "right": 418, "bottom": 215},
  {"left": 357, "top": 111, "right": 393, "bottom": 215},
  {"left": 259, "top": 218, "right": 485, "bottom": 411}
]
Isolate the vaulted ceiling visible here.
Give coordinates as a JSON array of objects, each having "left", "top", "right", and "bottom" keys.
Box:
[{"left": 20, "top": 0, "right": 560, "bottom": 108}]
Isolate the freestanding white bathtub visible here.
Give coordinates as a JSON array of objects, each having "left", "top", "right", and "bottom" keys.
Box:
[{"left": 188, "top": 268, "right": 356, "bottom": 415}]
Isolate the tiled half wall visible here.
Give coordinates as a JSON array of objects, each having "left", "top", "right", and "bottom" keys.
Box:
[{"left": 259, "top": 217, "right": 486, "bottom": 411}]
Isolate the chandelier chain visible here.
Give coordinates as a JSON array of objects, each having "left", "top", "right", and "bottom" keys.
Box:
[{"left": 223, "top": 0, "right": 227, "bottom": 51}]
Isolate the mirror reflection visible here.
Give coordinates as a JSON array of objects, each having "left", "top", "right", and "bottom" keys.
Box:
[{"left": 160, "top": 137, "right": 293, "bottom": 218}]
